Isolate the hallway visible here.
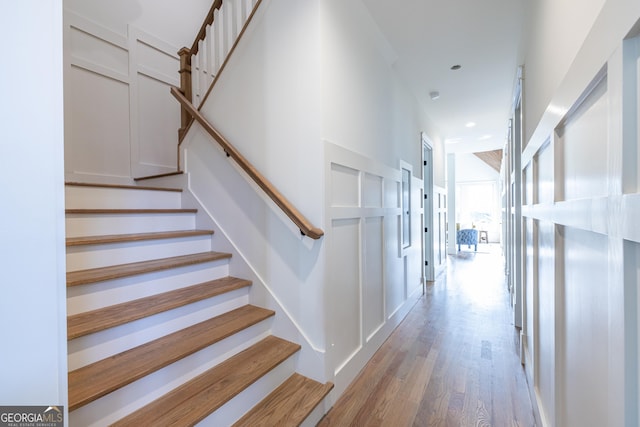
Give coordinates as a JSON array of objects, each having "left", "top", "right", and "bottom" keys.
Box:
[{"left": 319, "top": 246, "right": 536, "bottom": 426}]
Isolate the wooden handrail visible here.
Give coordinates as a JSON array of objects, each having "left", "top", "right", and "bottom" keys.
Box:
[
  {"left": 177, "top": 0, "right": 264, "bottom": 141},
  {"left": 171, "top": 86, "right": 324, "bottom": 240},
  {"left": 191, "top": 0, "right": 223, "bottom": 56}
]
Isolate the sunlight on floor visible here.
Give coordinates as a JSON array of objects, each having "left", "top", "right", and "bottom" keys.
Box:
[{"left": 446, "top": 243, "right": 506, "bottom": 311}]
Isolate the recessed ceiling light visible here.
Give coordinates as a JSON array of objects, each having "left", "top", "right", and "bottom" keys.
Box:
[
  {"left": 478, "top": 134, "right": 492, "bottom": 141},
  {"left": 429, "top": 91, "right": 440, "bottom": 100},
  {"left": 465, "top": 122, "right": 476, "bottom": 128},
  {"left": 445, "top": 138, "right": 461, "bottom": 144},
  {"left": 450, "top": 64, "right": 462, "bottom": 70}
]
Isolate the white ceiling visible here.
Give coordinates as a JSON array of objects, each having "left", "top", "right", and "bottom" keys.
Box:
[{"left": 361, "top": 0, "right": 526, "bottom": 153}]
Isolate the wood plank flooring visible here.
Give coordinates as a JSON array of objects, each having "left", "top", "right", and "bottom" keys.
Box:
[{"left": 319, "top": 245, "right": 537, "bottom": 427}]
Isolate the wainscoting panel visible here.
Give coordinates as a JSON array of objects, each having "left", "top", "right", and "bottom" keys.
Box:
[
  {"left": 363, "top": 217, "right": 384, "bottom": 341},
  {"left": 330, "top": 163, "right": 360, "bottom": 208},
  {"left": 557, "top": 75, "right": 609, "bottom": 201},
  {"left": 536, "top": 220, "right": 556, "bottom": 426},
  {"left": 64, "top": 11, "right": 181, "bottom": 183},
  {"left": 328, "top": 218, "right": 362, "bottom": 372},
  {"left": 325, "top": 142, "right": 423, "bottom": 396},
  {"left": 129, "top": 29, "right": 181, "bottom": 177},
  {"left": 518, "top": 25, "right": 640, "bottom": 425},
  {"left": 68, "top": 24, "right": 128, "bottom": 78},
  {"left": 66, "top": 64, "right": 131, "bottom": 179},
  {"left": 623, "top": 240, "right": 640, "bottom": 426},
  {"left": 559, "top": 227, "right": 609, "bottom": 427},
  {"left": 363, "top": 173, "right": 383, "bottom": 208}
]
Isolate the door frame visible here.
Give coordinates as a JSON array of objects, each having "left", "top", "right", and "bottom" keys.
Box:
[{"left": 422, "top": 132, "right": 435, "bottom": 284}]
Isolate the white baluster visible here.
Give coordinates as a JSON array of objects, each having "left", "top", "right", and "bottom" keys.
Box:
[
  {"left": 211, "top": 8, "right": 219, "bottom": 75},
  {"left": 244, "top": 0, "right": 254, "bottom": 22},
  {"left": 215, "top": 7, "right": 225, "bottom": 70},
  {"left": 238, "top": 0, "right": 250, "bottom": 28},
  {"left": 191, "top": 50, "right": 200, "bottom": 107},
  {"left": 234, "top": 0, "right": 245, "bottom": 36},
  {"left": 208, "top": 21, "right": 218, "bottom": 80},
  {"left": 197, "top": 39, "right": 206, "bottom": 106},
  {"left": 204, "top": 24, "right": 213, "bottom": 90},
  {"left": 225, "top": 0, "right": 237, "bottom": 52}
]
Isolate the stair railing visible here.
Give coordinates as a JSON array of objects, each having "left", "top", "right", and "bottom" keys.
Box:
[
  {"left": 171, "top": 87, "right": 324, "bottom": 239},
  {"left": 177, "top": 0, "right": 263, "bottom": 140},
  {"left": 174, "top": 0, "right": 323, "bottom": 239}
]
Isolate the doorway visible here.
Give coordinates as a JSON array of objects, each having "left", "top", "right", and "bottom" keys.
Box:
[{"left": 422, "top": 133, "right": 434, "bottom": 283}]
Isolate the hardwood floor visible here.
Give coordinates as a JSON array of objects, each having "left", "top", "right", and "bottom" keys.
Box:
[{"left": 319, "top": 245, "right": 537, "bottom": 427}]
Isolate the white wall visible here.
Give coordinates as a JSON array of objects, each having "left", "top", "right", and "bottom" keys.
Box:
[
  {"left": 320, "top": 0, "right": 443, "bottom": 393},
  {"left": 62, "top": 0, "right": 447, "bottom": 405},
  {"left": 519, "top": 0, "right": 640, "bottom": 425},
  {"left": 182, "top": 0, "right": 445, "bottom": 398},
  {"left": 522, "top": 0, "right": 606, "bottom": 145},
  {"left": 188, "top": 0, "right": 326, "bottom": 352},
  {"left": 63, "top": 0, "right": 212, "bottom": 183},
  {"left": 321, "top": 0, "right": 445, "bottom": 186},
  {"left": 64, "top": 0, "right": 212, "bottom": 48},
  {"left": 455, "top": 153, "right": 500, "bottom": 182},
  {"left": 320, "top": 1, "right": 440, "bottom": 392},
  {"left": 0, "top": 0, "right": 68, "bottom": 416}
]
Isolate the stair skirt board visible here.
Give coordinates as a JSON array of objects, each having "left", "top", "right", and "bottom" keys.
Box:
[{"left": 65, "top": 182, "right": 331, "bottom": 426}]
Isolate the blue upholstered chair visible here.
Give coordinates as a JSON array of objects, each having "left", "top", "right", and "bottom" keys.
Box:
[{"left": 457, "top": 228, "right": 478, "bottom": 251}]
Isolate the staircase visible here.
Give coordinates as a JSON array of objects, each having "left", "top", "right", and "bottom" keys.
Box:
[{"left": 65, "top": 182, "right": 332, "bottom": 426}]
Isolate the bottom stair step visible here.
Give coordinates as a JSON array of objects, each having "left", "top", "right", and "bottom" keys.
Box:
[
  {"left": 69, "top": 305, "right": 274, "bottom": 411},
  {"left": 112, "top": 336, "right": 301, "bottom": 426},
  {"left": 233, "top": 373, "right": 334, "bottom": 427}
]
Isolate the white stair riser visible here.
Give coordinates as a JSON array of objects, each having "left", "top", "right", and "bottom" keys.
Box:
[
  {"left": 198, "top": 357, "right": 296, "bottom": 426},
  {"left": 66, "top": 212, "right": 196, "bottom": 237},
  {"left": 69, "top": 290, "right": 256, "bottom": 370},
  {"left": 67, "top": 261, "right": 231, "bottom": 315},
  {"left": 66, "top": 187, "right": 182, "bottom": 210},
  {"left": 66, "top": 235, "right": 213, "bottom": 271},
  {"left": 69, "top": 326, "right": 274, "bottom": 427}
]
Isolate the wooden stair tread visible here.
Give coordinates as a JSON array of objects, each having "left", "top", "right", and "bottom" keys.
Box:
[
  {"left": 67, "top": 251, "right": 231, "bottom": 287},
  {"left": 134, "top": 171, "right": 184, "bottom": 181},
  {"left": 68, "top": 304, "right": 275, "bottom": 411},
  {"left": 233, "top": 373, "right": 334, "bottom": 427},
  {"left": 68, "top": 276, "right": 252, "bottom": 340},
  {"left": 65, "top": 181, "right": 182, "bottom": 192},
  {"left": 111, "top": 336, "right": 301, "bottom": 426},
  {"left": 66, "top": 229, "right": 214, "bottom": 247},
  {"left": 65, "top": 208, "right": 197, "bottom": 214}
]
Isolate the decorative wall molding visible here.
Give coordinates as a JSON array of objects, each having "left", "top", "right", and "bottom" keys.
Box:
[
  {"left": 324, "top": 141, "right": 423, "bottom": 396},
  {"left": 64, "top": 10, "right": 181, "bottom": 183},
  {"left": 518, "top": 27, "right": 640, "bottom": 427}
]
